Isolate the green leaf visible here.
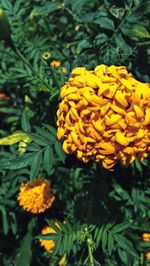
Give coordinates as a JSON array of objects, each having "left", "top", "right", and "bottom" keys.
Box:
[
  {"left": 0, "top": 154, "right": 34, "bottom": 169},
  {"left": 21, "top": 109, "right": 31, "bottom": 132},
  {"left": 30, "top": 152, "right": 42, "bottom": 181},
  {"left": 28, "top": 133, "right": 49, "bottom": 146},
  {"left": 35, "top": 233, "right": 57, "bottom": 241},
  {"left": 16, "top": 220, "right": 34, "bottom": 266},
  {"left": 107, "top": 232, "right": 114, "bottom": 255},
  {"left": 101, "top": 229, "right": 107, "bottom": 252},
  {"left": 45, "top": 219, "right": 61, "bottom": 234},
  {"left": 43, "top": 146, "right": 53, "bottom": 174},
  {"left": 26, "top": 143, "right": 40, "bottom": 152},
  {"left": 34, "top": 127, "right": 51, "bottom": 141},
  {"left": 112, "top": 223, "right": 130, "bottom": 233},
  {"left": 131, "top": 25, "right": 150, "bottom": 39},
  {"left": 43, "top": 124, "right": 57, "bottom": 136},
  {"left": 95, "top": 33, "right": 108, "bottom": 45},
  {"left": 96, "top": 227, "right": 103, "bottom": 247},
  {"left": 114, "top": 234, "right": 138, "bottom": 257},
  {"left": 54, "top": 141, "right": 66, "bottom": 163},
  {"left": 53, "top": 236, "right": 62, "bottom": 256},
  {"left": 134, "top": 159, "right": 143, "bottom": 174},
  {"left": 9, "top": 212, "right": 17, "bottom": 235},
  {"left": 0, "top": 205, "right": 9, "bottom": 235},
  {"left": 94, "top": 17, "right": 115, "bottom": 30}
]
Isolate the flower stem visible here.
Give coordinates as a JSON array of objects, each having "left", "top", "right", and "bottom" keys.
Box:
[
  {"left": 87, "top": 238, "right": 95, "bottom": 266},
  {"left": 7, "top": 37, "right": 50, "bottom": 91}
]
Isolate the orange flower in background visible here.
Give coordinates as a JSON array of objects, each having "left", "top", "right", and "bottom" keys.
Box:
[
  {"left": 0, "top": 92, "right": 10, "bottom": 101},
  {"left": 50, "top": 60, "right": 61, "bottom": 67},
  {"left": 39, "top": 222, "right": 60, "bottom": 253},
  {"left": 50, "top": 60, "right": 67, "bottom": 73},
  {"left": 57, "top": 65, "right": 150, "bottom": 170},
  {"left": 146, "top": 252, "right": 150, "bottom": 260},
  {"left": 18, "top": 178, "right": 55, "bottom": 213},
  {"left": 142, "top": 233, "right": 150, "bottom": 242}
]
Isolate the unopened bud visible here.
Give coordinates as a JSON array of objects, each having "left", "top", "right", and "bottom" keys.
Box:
[
  {"left": 0, "top": 8, "right": 11, "bottom": 41},
  {"left": 42, "top": 52, "right": 51, "bottom": 61}
]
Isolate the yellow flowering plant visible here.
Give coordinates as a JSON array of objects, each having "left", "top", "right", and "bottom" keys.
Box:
[{"left": 0, "top": 1, "right": 150, "bottom": 266}]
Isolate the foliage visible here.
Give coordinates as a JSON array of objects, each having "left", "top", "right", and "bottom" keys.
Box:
[{"left": 0, "top": 0, "right": 150, "bottom": 265}]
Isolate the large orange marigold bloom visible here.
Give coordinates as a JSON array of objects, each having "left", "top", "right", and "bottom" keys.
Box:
[
  {"left": 39, "top": 223, "right": 60, "bottom": 253},
  {"left": 18, "top": 178, "right": 55, "bottom": 213},
  {"left": 57, "top": 65, "right": 150, "bottom": 169}
]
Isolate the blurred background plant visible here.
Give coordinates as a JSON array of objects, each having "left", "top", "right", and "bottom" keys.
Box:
[{"left": 0, "top": 0, "right": 150, "bottom": 265}]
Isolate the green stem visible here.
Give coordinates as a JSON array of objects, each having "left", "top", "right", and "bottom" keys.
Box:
[
  {"left": 8, "top": 37, "right": 50, "bottom": 90},
  {"left": 87, "top": 238, "right": 95, "bottom": 266},
  {"left": 49, "top": 67, "right": 60, "bottom": 89},
  {"left": 99, "top": 2, "right": 134, "bottom": 55}
]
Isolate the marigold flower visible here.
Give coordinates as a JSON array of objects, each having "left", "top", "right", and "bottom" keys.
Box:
[
  {"left": 0, "top": 93, "right": 10, "bottom": 101},
  {"left": 57, "top": 65, "right": 150, "bottom": 169},
  {"left": 146, "top": 252, "right": 150, "bottom": 260},
  {"left": 18, "top": 178, "right": 55, "bottom": 213},
  {"left": 50, "top": 60, "right": 61, "bottom": 67},
  {"left": 39, "top": 222, "right": 60, "bottom": 253},
  {"left": 142, "top": 233, "right": 150, "bottom": 242},
  {"left": 62, "top": 67, "right": 67, "bottom": 73}
]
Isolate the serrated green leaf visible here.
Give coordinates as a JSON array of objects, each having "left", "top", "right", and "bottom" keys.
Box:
[
  {"left": 30, "top": 152, "right": 42, "bottom": 181},
  {"left": 0, "top": 206, "right": 9, "bottom": 235},
  {"left": 21, "top": 109, "right": 31, "bottom": 132},
  {"left": 134, "top": 159, "right": 143, "bottom": 174},
  {"left": 107, "top": 232, "right": 114, "bottom": 255},
  {"left": 114, "top": 234, "right": 138, "bottom": 257},
  {"left": 131, "top": 25, "right": 150, "bottom": 39},
  {"left": 45, "top": 219, "right": 61, "bottom": 234},
  {"left": 54, "top": 141, "right": 66, "bottom": 163},
  {"left": 112, "top": 223, "right": 130, "bottom": 233},
  {"left": 28, "top": 133, "right": 49, "bottom": 146},
  {"left": 96, "top": 227, "right": 103, "bottom": 247},
  {"left": 34, "top": 126, "right": 51, "bottom": 141},
  {"left": 35, "top": 233, "right": 57, "bottom": 241},
  {"left": 61, "top": 233, "right": 69, "bottom": 254},
  {"left": 94, "top": 17, "right": 115, "bottom": 30},
  {"left": 101, "top": 229, "right": 107, "bottom": 252},
  {"left": 16, "top": 220, "right": 34, "bottom": 266},
  {"left": 26, "top": 143, "right": 40, "bottom": 152},
  {"left": 43, "top": 124, "right": 57, "bottom": 136},
  {"left": 53, "top": 235, "right": 62, "bottom": 256},
  {"left": 43, "top": 146, "right": 53, "bottom": 174},
  {"left": 0, "top": 154, "right": 34, "bottom": 169},
  {"left": 9, "top": 212, "right": 17, "bottom": 235}
]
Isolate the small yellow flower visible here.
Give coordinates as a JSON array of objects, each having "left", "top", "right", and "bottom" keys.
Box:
[
  {"left": 62, "top": 67, "right": 67, "bottom": 73},
  {"left": 18, "top": 178, "right": 55, "bottom": 213},
  {"left": 39, "top": 222, "right": 60, "bottom": 253},
  {"left": 50, "top": 60, "right": 61, "bottom": 67},
  {"left": 57, "top": 65, "right": 150, "bottom": 170},
  {"left": 146, "top": 252, "right": 150, "bottom": 260},
  {"left": 142, "top": 233, "right": 150, "bottom": 242}
]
